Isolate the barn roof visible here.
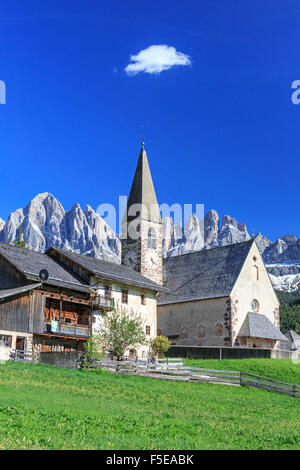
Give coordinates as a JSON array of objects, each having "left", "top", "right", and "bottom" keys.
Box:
[
  {"left": 158, "top": 239, "right": 255, "bottom": 305},
  {"left": 47, "top": 247, "right": 164, "bottom": 292},
  {"left": 238, "top": 313, "right": 287, "bottom": 341},
  {"left": 0, "top": 283, "right": 41, "bottom": 299},
  {"left": 0, "top": 242, "right": 91, "bottom": 293}
]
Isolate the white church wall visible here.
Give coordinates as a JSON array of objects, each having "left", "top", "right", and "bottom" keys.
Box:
[
  {"left": 230, "top": 242, "right": 280, "bottom": 347},
  {"left": 157, "top": 297, "right": 229, "bottom": 347}
]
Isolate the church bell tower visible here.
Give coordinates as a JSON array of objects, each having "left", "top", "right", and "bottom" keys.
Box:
[{"left": 121, "top": 143, "right": 163, "bottom": 286}]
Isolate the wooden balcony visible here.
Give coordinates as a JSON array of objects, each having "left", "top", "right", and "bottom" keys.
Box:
[
  {"left": 44, "top": 321, "right": 90, "bottom": 338},
  {"left": 92, "top": 295, "right": 115, "bottom": 310}
]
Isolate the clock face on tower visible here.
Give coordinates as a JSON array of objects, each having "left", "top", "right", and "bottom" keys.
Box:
[{"left": 124, "top": 250, "right": 137, "bottom": 268}]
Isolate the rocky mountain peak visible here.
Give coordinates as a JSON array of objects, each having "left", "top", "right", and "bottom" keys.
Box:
[{"left": 0, "top": 192, "right": 299, "bottom": 292}]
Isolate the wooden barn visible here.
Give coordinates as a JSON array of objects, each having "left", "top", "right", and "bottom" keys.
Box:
[{"left": 0, "top": 242, "right": 94, "bottom": 359}]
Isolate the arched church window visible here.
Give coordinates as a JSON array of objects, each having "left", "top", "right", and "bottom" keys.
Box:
[
  {"left": 251, "top": 299, "right": 259, "bottom": 313},
  {"left": 181, "top": 326, "right": 189, "bottom": 339},
  {"left": 147, "top": 227, "right": 156, "bottom": 249},
  {"left": 198, "top": 324, "right": 206, "bottom": 338},
  {"left": 252, "top": 265, "right": 259, "bottom": 281},
  {"left": 215, "top": 322, "right": 224, "bottom": 337}
]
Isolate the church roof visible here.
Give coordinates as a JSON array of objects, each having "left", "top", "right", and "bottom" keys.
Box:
[
  {"left": 238, "top": 312, "right": 287, "bottom": 341},
  {"left": 285, "top": 330, "right": 300, "bottom": 349},
  {"left": 158, "top": 239, "right": 256, "bottom": 304},
  {"left": 48, "top": 247, "right": 164, "bottom": 292},
  {"left": 123, "top": 145, "right": 161, "bottom": 224},
  {"left": 0, "top": 242, "right": 91, "bottom": 293}
]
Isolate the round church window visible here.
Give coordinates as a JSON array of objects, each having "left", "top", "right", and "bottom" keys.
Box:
[{"left": 251, "top": 299, "right": 259, "bottom": 313}]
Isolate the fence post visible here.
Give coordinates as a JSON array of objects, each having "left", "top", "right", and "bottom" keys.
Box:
[
  {"left": 240, "top": 371, "right": 243, "bottom": 386},
  {"left": 293, "top": 384, "right": 296, "bottom": 397}
]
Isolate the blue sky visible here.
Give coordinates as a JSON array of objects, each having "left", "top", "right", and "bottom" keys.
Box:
[{"left": 0, "top": 0, "right": 299, "bottom": 241}]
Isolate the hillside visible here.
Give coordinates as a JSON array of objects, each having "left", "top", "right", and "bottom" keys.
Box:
[
  {"left": 0, "top": 361, "right": 299, "bottom": 450},
  {"left": 277, "top": 289, "right": 300, "bottom": 334}
]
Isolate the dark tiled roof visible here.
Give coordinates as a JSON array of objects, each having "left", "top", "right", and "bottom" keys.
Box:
[
  {"left": 158, "top": 239, "right": 255, "bottom": 304},
  {"left": 123, "top": 147, "right": 161, "bottom": 224},
  {"left": 238, "top": 312, "right": 287, "bottom": 341},
  {"left": 0, "top": 283, "right": 41, "bottom": 299},
  {"left": 0, "top": 243, "right": 91, "bottom": 293},
  {"left": 48, "top": 247, "right": 164, "bottom": 292},
  {"left": 285, "top": 330, "right": 300, "bottom": 349}
]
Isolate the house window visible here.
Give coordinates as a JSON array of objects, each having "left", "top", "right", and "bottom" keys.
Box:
[
  {"left": 147, "top": 227, "right": 156, "bottom": 249},
  {"left": 105, "top": 285, "right": 112, "bottom": 299},
  {"left": 141, "top": 294, "right": 146, "bottom": 305},
  {"left": 215, "top": 322, "right": 224, "bottom": 337},
  {"left": 198, "top": 324, "right": 206, "bottom": 338},
  {"left": 181, "top": 326, "right": 189, "bottom": 339},
  {"left": 122, "top": 289, "right": 128, "bottom": 304},
  {"left": 0, "top": 335, "right": 12, "bottom": 347},
  {"left": 251, "top": 299, "right": 259, "bottom": 313},
  {"left": 146, "top": 325, "right": 151, "bottom": 335}
]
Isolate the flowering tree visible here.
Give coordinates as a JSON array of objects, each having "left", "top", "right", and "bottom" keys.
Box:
[{"left": 99, "top": 303, "right": 147, "bottom": 361}]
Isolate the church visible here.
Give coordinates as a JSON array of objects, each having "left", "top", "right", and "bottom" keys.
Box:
[
  {"left": 0, "top": 143, "right": 287, "bottom": 360},
  {"left": 121, "top": 143, "right": 286, "bottom": 350}
]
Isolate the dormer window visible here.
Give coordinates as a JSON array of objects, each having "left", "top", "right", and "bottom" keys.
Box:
[{"left": 147, "top": 227, "right": 156, "bottom": 249}]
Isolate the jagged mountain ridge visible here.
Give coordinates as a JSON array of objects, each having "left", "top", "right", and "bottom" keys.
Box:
[
  {"left": 0, "top": 193, "right": 299, "bottom": 292},
  {"left": 0, "top": 193, "right": 120, "bottom": 263}
]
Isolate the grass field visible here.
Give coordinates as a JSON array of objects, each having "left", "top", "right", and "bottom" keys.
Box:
[{"left": 0, "top": 359, "right": 299, "bottom": 450}]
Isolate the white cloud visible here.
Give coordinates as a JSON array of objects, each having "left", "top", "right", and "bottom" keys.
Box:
[{"left": 125, "top": 45, "right": 191, "bottom": 76}]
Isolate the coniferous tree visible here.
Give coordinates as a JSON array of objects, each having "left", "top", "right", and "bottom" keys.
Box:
[{"left": 13, "top": 227, "right": 26, "bottom": 248}]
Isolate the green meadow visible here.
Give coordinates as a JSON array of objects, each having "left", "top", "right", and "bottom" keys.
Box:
[{"left": 0, "top": 359, "right": 299, "bottom": 450}]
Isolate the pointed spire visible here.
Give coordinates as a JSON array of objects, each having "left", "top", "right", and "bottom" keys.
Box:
[{"left": 123, "top": 144, "right": 161, "bottom": 224}]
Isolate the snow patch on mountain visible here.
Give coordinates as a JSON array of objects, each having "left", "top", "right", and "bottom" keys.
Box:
[{"left": 269, "top": 273, "right": 300, "bottom": 293}]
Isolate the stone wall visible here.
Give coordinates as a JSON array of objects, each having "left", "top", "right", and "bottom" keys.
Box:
[
  {"left": 140, "top": 219, "right": 163, "bottom": 286},
  {"left": 121, "top": 218, "right": 163, "bottom": 286},
  {"left": 36, "top": 351, "right": 82, "bottom": 368}
]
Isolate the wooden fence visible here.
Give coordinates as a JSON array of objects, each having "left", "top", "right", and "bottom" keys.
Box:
[
  {"left": 9, "top": 349, "right": 33, "bottom": 362},
  {"left": 80, "top": 357, "right": 300, "bottom": 397}
]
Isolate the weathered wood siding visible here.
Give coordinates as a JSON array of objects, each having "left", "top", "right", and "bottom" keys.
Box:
[
  {"left": 0, "top": 292, "right": 44, "bottom": 334},
  {"left": 0, "top": 293, "right": 31, "bottom": 332},
  {"left": 29, "top": 292, "right": 45, "bottom": 334},
  {"left": 0, "top": 254, "right": 27, "bottom": 289}
]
